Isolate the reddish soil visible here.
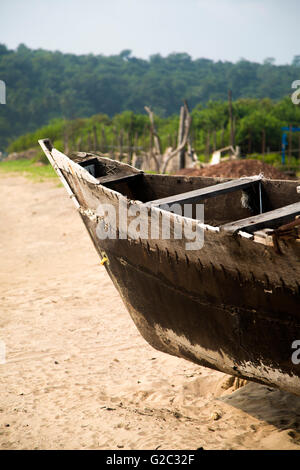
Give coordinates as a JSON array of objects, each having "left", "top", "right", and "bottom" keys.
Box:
[{"left": 175, "top": 159, "right": 290, "bottom": 179}]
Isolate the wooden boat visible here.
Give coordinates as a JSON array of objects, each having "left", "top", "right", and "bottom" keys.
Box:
[{"left": 39, "top": 139, "right": 300, "bottom": 395}]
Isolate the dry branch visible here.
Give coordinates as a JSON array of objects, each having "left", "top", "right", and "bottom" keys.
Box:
[{"left": 161, "top": 102, "right": 192, "bottom": 173}]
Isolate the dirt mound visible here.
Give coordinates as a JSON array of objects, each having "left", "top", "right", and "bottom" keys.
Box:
[{"left": 175, "top": 159, "right": 289, "bottom": 179}]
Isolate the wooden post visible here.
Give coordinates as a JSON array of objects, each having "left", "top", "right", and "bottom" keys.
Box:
[
  {"left": 178, "top": 105, "right": 186, "bottom": 169},
  {"left": 228, "top": 89, "right": 234, "bottom": 148},
  {"left": 262, "top": 129, "right": 266, "bottom": 162}
]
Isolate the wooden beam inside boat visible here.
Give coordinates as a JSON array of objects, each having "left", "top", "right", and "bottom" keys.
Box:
[
  {"left": 100, "top": 173, "right": 143, "bottom": 185},
  {"left": 146, "top": 176, "right": 262, "bottom": 208},
  {"left": 221, "top": 202, "right": 300, "bottom": 233}
]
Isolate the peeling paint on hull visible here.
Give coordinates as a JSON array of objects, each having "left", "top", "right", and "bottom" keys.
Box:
[
  {"left": 101, "top": 249, "right": 300, "bottom": 396},
  {"left": 38, "top": 141, "right": 300, "bottom": 396}
]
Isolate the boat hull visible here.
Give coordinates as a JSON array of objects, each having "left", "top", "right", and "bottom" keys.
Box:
[
  {"left": 80, "top": 207, "right": 300, "bottom": 396},
  {"left": 38, "top": 141, "right": 300, "bottom": 395}
]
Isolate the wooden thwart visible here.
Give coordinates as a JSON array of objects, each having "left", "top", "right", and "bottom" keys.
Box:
[
  {"left": 147, "top": 176, "right": 261, "bottom": 208},
  {"left": 100, "top": 173, "right": 143, "bottom": 186},
  {"left": 221, "top": 202, "right": 300, "bottom": 233}
]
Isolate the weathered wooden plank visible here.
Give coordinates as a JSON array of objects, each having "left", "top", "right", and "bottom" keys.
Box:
[
  {"left": 100, "top": 172, "right": 143, "bottom": 186},
  {"left": 146, "top": 176, "right": 261, "bottom": 208},
  {"left": 221, "top": 202, "right": 300, "bottom": 233},
  {"left": 38, "top": 139, "right": 81, "bottom": 209}
]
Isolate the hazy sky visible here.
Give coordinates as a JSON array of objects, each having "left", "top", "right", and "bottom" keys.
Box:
[{"left": 1, "top": 0, "right": 299, "bottom": 64}]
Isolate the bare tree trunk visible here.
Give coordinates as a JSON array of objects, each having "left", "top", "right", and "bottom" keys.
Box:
[
  {"left": 178, "top": 105, "right": 186, "bottom": 169},
  {"left": 161, "top": 102, "right": 192, "bottom": 174},
  {"left": 149, "top": 126, "right": 153, "bottom": 158},
  {"left": 145, "top": 106, "right": 162, "bottom": 172},
  {"left": 144, "top": 103, "right": 191, "bottom": 174},
  {"left": 187, "top": 125, "right": 196, "bottom": 164},
  {"left": 187, "top": 135, "right": 195, "bottom": 164},
  {"left": 173, "top": 131, "right": 177, "bottom": 149},
  {"left": 145, "top": 106, "right": 162, "bottom": 155}
]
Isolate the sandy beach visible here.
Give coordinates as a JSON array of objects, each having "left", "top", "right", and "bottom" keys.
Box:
[{"left": 0, "top": 174, "right": 300, "bottom": 450}]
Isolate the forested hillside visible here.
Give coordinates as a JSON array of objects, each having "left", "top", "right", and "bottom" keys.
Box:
[{"left": 0, "top": 43, "right": 300, "bottom": 150}]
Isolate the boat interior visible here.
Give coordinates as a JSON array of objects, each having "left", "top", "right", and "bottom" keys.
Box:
[{"left": 73, "top": 152, "right": 300, "bottom": 234}]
